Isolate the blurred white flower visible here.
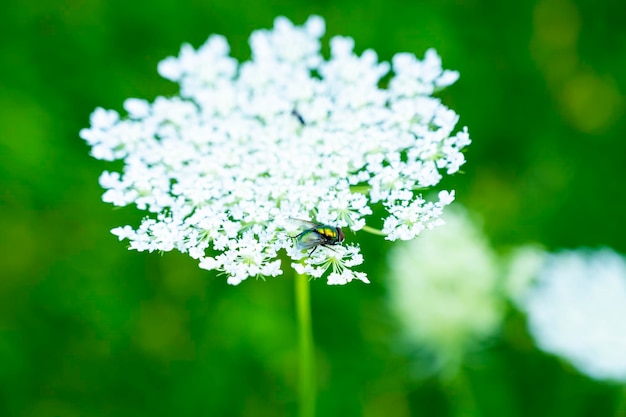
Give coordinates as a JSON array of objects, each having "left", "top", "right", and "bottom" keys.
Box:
[
  {"left": 520, "top": 248, "right": 626, "bottom": 382},
  {"left": 504, "top": 245, "right": 547, "bottom": 305},
  {"left": 80, "top": 16, "right": 470, "bottom": 285},
  {"left": 387, "top": 209, "right": 503, "bottom": 375}
]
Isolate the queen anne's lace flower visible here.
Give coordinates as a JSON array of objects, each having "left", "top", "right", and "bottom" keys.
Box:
[
  {"left": 387, "top": 209, "right": 503, "bottom": 376},
  {"left": 519, "top": 248, "right": 626, "bottom": 382},
  {"left": 81, "top": 16, "right": 470, "bottom": 285}
]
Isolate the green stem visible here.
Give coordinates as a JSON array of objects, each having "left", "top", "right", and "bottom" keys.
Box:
[
  {"left": 616, "top": 385, "right": 626, "bottom": 417},
  {"left": 441, "top": 369, "right": 480, "bottom": 417},
  {"left": 349, "top": 185, "right": 371, "bottom": 194},
  {"left": 295, "top": 272, "right": 315, "bottom": 417},
  {"left": 360, "top": 225, "right": 387, "bottom": 236}
]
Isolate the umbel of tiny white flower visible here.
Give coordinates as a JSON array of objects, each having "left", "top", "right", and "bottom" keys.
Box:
[
  {"left": 517, "top": 248, "right": 626, "bottom": 382},
  {"left": 387, "top": 208, "right": 503, "bottom": 377},
  {"left": 80, "top": 15, "right": 470, "bottom": 285}
]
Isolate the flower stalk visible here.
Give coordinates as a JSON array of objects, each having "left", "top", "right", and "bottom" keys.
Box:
[
  {"left": 360, "top": 225, "right": 387, "bottom": 236},
  {"left": 295, "top": 271, "right": 315, "bottom": 417}
]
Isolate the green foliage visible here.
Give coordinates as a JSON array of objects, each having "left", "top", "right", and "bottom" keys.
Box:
[{"left": 1, "top": 0, "right": 625, "bottom": 415}]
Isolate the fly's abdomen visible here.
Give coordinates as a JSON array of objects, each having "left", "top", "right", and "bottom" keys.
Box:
[{"left": 295, "top": 230, "right": 324, "bottom": 250}]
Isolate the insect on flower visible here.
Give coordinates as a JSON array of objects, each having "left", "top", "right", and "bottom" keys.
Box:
[
  {"left": 291, "top": 109, "right": 306, "bottom": 125},
  {"left": 290, "top": 219, "right": 345, "bottom": 256}
]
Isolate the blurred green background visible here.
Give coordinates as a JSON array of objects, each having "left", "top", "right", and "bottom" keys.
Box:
[{"left": 1, "top": 0, "right": 625, "bottom": 416}]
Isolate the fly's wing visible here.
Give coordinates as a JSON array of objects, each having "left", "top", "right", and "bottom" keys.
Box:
[
  {"left": 295, "top": 230, "right": 324, "bottom": 250},
  {"left": 288, "top": 218, "right": 320, "bottom": 229}
]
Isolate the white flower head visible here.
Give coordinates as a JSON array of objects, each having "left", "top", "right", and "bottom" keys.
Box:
[
  {"left": 387, "top": 208, "right": 503, "bottom": 376},
  {"left": 519, "top": 248, "right": 626, "bottom": 382},
  {"left": 80, "top": 16, "right": 470, "bottom": 285},
  {"left": 504, "top": 245, "right": 547, "bottom": 305}
]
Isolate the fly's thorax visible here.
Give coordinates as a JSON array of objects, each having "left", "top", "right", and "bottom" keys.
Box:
[
  {"left": 315, "top": 225, "right": 344, "bottom": 245},
  {"left": 316, "top": 226, "right": 338, "bottom": 239}
]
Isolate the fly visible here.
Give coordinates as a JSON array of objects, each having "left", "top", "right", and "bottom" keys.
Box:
[
  {"left": 290, "top": 219, "right": 345, "bottom": 256},
  {"left": 291, "top": 109, "right": 306, "bottom": 126}
]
